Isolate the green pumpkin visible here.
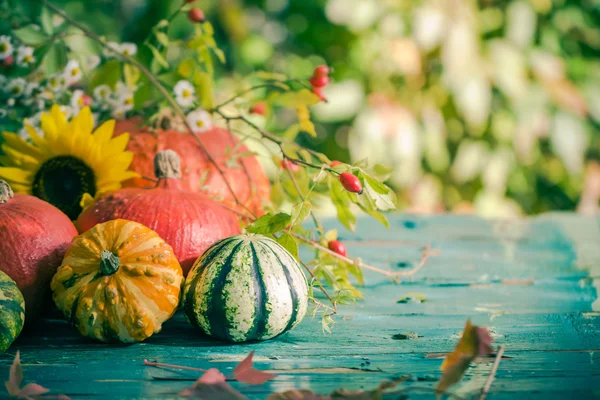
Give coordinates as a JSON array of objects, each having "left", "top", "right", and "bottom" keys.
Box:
[
  {"left": 0, "top": 270, "right": 25, "bottom": 352},
  {"left": 183, "top": 234, "right": 309, "bottom": 343}
]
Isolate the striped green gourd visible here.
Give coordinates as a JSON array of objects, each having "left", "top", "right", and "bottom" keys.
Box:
[
  {"left": 0, "top": 270, "right": 25, "bottom": 352},
  {"left": 183, "top": 234, "right": 309, "bottom": 342}
]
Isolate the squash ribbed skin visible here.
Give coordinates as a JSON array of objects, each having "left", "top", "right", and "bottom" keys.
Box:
[
  {"left": 183, "top": 234, "right": 308, "bottom": 342},
  {"left": 0, "top": 271, "right": 25, "bottom": 352}
]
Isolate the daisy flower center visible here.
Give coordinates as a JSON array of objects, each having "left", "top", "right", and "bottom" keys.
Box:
[
  {"left": 122, "top": 50, "right": 130, "bottom": 56},
  {"left": 71, "top": 67, "right": 79, "bottom": 77},
  {"left": 124, "top": 97, "right": 133, "bottom": 106},
  {"left": 196, "top": 120, "right": 204, "bottom": 127},
  {"left": 32, "top": 155, "right": 96, "bottom": 220},
  {"left": 182, "top": 89, "right": 191, "bottom": 98},
  {"left": 0, "top": 43, "right": 7, "bottom": 52}
]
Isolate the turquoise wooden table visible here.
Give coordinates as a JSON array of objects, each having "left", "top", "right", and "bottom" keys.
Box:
[{"left": 2, "top": 214, "right": 599, "bottom": 399}]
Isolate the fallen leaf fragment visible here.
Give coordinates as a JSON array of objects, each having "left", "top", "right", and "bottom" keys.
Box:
[
  {"left": 180, "top": 368, "right": 246, "bottom": 399},
  {"left": 4, "top": 351, "right": 70, "bottom": 400},
  {"left": 267, "top": 389, "right": 327, "bottom": 400},
  {"left": 233, "top": 351, "right": 277, "bottom": 385},
  {"left": 435, "top": 320, "right": 494, "bottom": 395}
]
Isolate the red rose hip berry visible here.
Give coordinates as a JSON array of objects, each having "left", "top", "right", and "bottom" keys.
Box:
[
  {"left": 313, "top": 65, "right": 330, "bottom": 77},
  {"left": 281, "top": 159, "right": 300, "bottom": 172},
  {"left": 309, "top": 75, "right": 329, "bottom": 88},
  {"left": 328, "top": 240, "right": 347, "bottom": 257},
  {"left": 312, "top": 87, "right": 327, "bottom": 102},
  {"left": 249, "top": 102, "right": 266, "bottom": 116},
  {"left": 188, "top": 8, "right": 205, "bottom": 22},
  {"left": 339, "top": 172, "right": 363, "bottom": 194},
  {"left": 330, "top": 160, "right": 342, "bottom": 167},
  {"left": 3, "top": 56, "right": 14, "bottom": 68}
]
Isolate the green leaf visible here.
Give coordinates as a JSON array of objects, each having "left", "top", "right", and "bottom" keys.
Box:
[
  {"left": 193, "top": 71, "right": 213, "bottom": 109},
  {"left": 89, "top": 59, "right": 122, "bottom": 90},
  {"left": 290, "top": 201, "right": 312, "bottom": 226},
  {"left": 276, "top": 233, "right": 299, "bottom": 260},
  {"left": 177, "top": 58, "right": 195, "bottom": 78},
  {"left": 154, "top": 32, "right": 170, "bottom": 47},
  {"left": 371, "top": 163, "right": 393, "bottom": 181},
  {"left": 63, "top": 35, "right": 100, "bottom": 56},
  {"left": 361, "top": 175, "right": 396, "bottom": 211},
  {"left": 245, "top": 212, "right": 291, "bottom": 235},
  {"left": 133, "top": 80, "right": 153, "bottom": 110},
  {"left": 13, "top": 25, "right": 48, "bottom": 46},
  {"left": 329, "top": 177, "right": 357, "bottom": 232},
  {"left": 158, "top": 71, "right": 180, "bottom": 86},
  {"left": 124, "top": 64, "right": 140, "bottom": 88},
  {"left": 203, "top": 21, "right": 215, "bottom": 36},
  {"left": 146, "top": 44, "right": 169, "bottom": 69},
  {"left": 297, "top": 105, "right": 317, "bottom": 137},
  {"left": 154, "top": 19, "right": 169, "bottom": 29},
  {"left": 324, "top": 229, "right": 338, "bottom": 242},
  {"left": 43, "top": 44, "right": 67, "bottom": 75},
  {"left": 40, "top": 6, "right": 54, "bottom": 35},
  {"left": 272, "top": 89, "right": 321, "bottom": 108},
  {"left": 212, "top": 47, "right": 226, "bottom": 64},
  {"left": 355, "top": 193, "right": 390, "bottom": 229}
]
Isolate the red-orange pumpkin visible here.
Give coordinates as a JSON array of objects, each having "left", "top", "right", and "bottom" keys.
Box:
[
  {"left": 76, "top": 150, "right": 241, "bottom": 275},
  {"left": 0, "top": 180, "right": 78, "bottom": 320},
  {"left": 113, "top": 117, "right": 270, "bottom": 217}
]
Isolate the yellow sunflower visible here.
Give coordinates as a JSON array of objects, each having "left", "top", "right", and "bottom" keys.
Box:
[{"left": 0, "top": 105, "right": 137, "bottom": 219}]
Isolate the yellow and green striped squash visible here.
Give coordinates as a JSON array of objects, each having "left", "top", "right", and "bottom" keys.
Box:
[
  {"left": 0, "top": 270, "right": 25, "bottom": 352},
  {"left": 183, "top": 234, "right": 309, "bottom": 342}
]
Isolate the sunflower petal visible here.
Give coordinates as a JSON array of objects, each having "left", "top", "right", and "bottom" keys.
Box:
[
  {"left": 1, "top": 146, "right": 40, "bottom": 171},
  {"left": 71, "top": 106, "right": 94, "bottom": 137},
  {"left": 40, "top": 112, "right": 59, "bottom": 142},
  {"left": 0, "top": 156, "right": 11, "bottom": 166},
  {"left": 2, "top": 132, "right": 44, "bottom": 160},
  {"left": 0, "top": 167, "right": 34, "bottom": 185},
  {"left": 7, "top": 183, "right": 32, "bottom": 194},
  {"left": 50, "top": 104, "right": 68, "bottom": 131},
  {"left": 25, "top": 125, "right": 51, "bottom": 153},
  {"left": 93, "top": 120, "right": 116, "bottom": 144},
  {"left": 104, "top": 133, "right": 130, "bottom": 157}
]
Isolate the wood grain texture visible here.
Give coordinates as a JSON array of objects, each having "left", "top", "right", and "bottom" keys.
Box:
[{"left": 1, "top": 213, "right": 599, "bottom": 399}]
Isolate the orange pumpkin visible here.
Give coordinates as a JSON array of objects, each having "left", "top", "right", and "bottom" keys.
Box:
[
  {"left": 50, "top": 219, "right": 183, "bottom": 343},
  {"left": 113, "top": 117, "right": 270, "bottom": 217}
]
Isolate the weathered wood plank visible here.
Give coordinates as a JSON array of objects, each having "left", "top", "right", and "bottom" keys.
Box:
[{"left": 0, "top": 214, "right": 597, "bottom": 399}]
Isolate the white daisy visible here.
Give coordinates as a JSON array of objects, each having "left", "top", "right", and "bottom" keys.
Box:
[
  {"left": 93, "top": 84, "right": 112, "bottom": 102},
  {"left": 24, "top": 82, "right": 39, "bottom": 97},
  {"left": 86, "top": 55, "right": 101, "bottom": 70},
  {"left": 0, "top": 36, "right": 13, "bottom": 60},
  {"left": 186, "top": 109, "right": 213, "bottom": 133},
  {"left": 0, "top": 109, "right": 6, "bottom": 118},
  {"left": 64, "top": 60, "right": 82, "bottom": 84},
  {"left": 7, "top": 98, "right": 15, "bottom": 107},
  {"left": 103, "top": 42, "right": 121, "bottom": 58},
  {"left": 46, "top": 74, "right": 66, "bottom": 92},
  {"left": 174, "top": 80, "right": 196, "bottom": 108},
  {"left": 70, "top": 89, "right": 91, "bottom": 110},
  {"left": 16, "top": 46, "right": 35, "bottom": 66},
  {"left": 59, "top": 105, "right": 74, "bottom": 120},
  {"left": 6, "top": 78, "right": 27, "bottom": 97},
  {"left": 110, "top": 82, "right": 135, "bottom": 118},
  {"left": 119, "top": 43, "right": 137, "bottom": 57}
]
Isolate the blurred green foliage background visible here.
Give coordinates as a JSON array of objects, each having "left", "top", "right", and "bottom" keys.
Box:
[{"left": 2, "top": 0, "right": 599, "bottom": 217}]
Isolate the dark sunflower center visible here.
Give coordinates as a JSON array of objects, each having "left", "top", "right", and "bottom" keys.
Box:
[{"left": 32, "top": 156, "right": 96, "bottom": 219}]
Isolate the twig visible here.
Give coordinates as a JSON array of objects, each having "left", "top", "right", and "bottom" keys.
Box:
[
  {"left": 479, "top": 345, "right": 505, "bottom": 400},
  {"left": 292, "top": 233, "right": 434, "bottom": 280},
  {"left": 43, "top": 0, "right": 253, "bottom": 218},
  {"left": 144, "top": 360, "right": 207, "bottom": 373}
]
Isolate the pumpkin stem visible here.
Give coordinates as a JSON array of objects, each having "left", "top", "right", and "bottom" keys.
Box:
[
  {"left": 0, "top": 180, "right": 14, "bottom": 204},
  {"left": 154, "top": 150, "right": 182, "bottom": 179},
  {"left": 100, "top": 250, "right": 120, "bottom": 276}
]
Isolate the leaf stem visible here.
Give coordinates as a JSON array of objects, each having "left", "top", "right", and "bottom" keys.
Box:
[{"left": 479, "top": 345, "right": 505, "bottom": 400}]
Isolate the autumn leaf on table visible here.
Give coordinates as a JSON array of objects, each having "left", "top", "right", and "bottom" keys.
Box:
[
  {"left": 435, "top": 320, "right": 494, "bottom": 395},
  {"left": 267, "top": 377, "right": 408, "bottom": 400},
  {"left": 233, "top": 351, "right": 277, "bottom": 385},
  {"left": 180, "top": 368, "right": 246, "bottom": 399},
  {"left": 4, "top": 351, "right": 70, "bottom": 400}
]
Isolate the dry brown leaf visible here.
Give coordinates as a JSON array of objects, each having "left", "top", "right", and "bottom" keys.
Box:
[
  {"left": 267, "top": 389, "right": 329, "bottom": 400},
  {"left": 4, "top": 351, "right": 68, "bottom": 400},
  {"left": 435, "top": 320, "right": 493, "bottom": 395},
  {"left": 233, "top": 351, "right": 277, "bottom": 385},
  {"left": 180, "top": 368, "right": 246, "bottom": 399}
]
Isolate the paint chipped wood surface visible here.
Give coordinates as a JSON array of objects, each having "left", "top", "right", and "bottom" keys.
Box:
[{"left": 2, "top": 213, "right": 599, "bottom": 399}]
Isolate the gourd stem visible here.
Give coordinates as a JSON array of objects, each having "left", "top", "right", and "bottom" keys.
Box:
[
  {"left": 100, "top": 250, "right": 120, "bottom": 276},
  {"left": 154, "top": 150, "right": 182, "bottom": 179},
  {"left": 0, "top": 180, "right": 14, "bottom": 204}
]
